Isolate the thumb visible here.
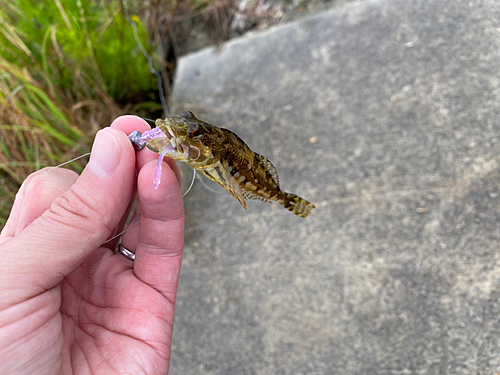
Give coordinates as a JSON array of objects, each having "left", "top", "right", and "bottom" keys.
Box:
[{"left": 0, "top": 127, "right": 136, "bottom": 302}]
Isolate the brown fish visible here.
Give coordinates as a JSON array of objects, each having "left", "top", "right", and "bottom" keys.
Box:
[{"left": 145, "top": 111, "right": 315, "bottom": 218}]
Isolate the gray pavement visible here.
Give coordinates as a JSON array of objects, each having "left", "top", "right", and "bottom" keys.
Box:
[{"left": 168, "top": 0, "right": 500, "bottom": 373}]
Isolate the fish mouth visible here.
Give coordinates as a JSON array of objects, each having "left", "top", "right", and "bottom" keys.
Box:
[
  {"left": 164, "top": 125, "right": 190, "bottom": 157},
  {"left": 142, "top": 121, "right": 189, "bottom": 158},
  {"left": 161, "top": 121, "right": 202, "bottom": 161},
  {"left": 142, "top": 122, "right": 187, "bottom": 190},
  {"left": 141, "top": 118, "right": 202, "bottom": 190}
]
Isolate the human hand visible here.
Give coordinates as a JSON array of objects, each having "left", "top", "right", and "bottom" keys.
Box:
[{"left": 0, "top": 116, "right": 184, "bottom": 375}]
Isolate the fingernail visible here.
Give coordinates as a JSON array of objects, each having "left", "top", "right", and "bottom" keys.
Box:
[{"left": 88, "top": 129, "right": 122, "bottom": 178}]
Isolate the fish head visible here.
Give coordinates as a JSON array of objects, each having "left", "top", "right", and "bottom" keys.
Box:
[{"left": 146, "top": 111, "right": 218, "bottom": 166}]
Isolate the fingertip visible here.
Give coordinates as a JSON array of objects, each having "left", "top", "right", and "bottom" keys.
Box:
[
  {"left": 88, "top": 128, "right": 135, "bottom": 178},
  {"left": 134, "top": 159, "right": 185, "bottom": 295},
  {"left": 138, "top": 159, "right": 184, "bottom": 221},
  {"left": 104, "top": 126, "right": 136, "bottom": 152},
  {"left": 136, "top": 150, "right": 182, "bottom": 187},
  {"left": 111, "top": 115, "right": 151, "bottom": 135}
]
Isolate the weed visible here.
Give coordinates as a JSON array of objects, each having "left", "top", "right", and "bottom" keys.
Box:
[{"left": 0, "top": 0, "right": 160, "bottom": 226}]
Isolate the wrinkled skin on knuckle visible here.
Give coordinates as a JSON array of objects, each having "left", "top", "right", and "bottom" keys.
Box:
[{"left": 45, "top": 182, "right": 106, "bottom": 233}]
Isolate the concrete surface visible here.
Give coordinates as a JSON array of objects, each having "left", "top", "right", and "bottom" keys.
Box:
[{"left": 168, "top": 0, "right": 500, "bottom": 373}]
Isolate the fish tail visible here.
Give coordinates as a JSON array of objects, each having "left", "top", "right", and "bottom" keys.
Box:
[{"left": 281, "top": 192, "right": 316, "bottom": 218}]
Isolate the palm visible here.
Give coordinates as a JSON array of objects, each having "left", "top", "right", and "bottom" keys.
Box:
[
  {"left": 59, "top": 248, "right": 173, "bottom": 374},
  {"left": 0, "top": 118, "right": 184, "bottom": 375}
]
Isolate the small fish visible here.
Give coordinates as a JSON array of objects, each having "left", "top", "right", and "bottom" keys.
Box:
[{"left": 140, "top": 111, "right": 315, "bottom": 218}]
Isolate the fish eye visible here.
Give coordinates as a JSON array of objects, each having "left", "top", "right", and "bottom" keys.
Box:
[{"left": 188, "top": 125, "right": 204, "bottom": 139}]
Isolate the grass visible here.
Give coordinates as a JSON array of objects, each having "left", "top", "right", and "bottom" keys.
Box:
[
  {"left": 0, "top": 0, "right": 162, "bottom": 227},
  {"left": 0, "top": 0, "right": 240, "bottom": 228}
]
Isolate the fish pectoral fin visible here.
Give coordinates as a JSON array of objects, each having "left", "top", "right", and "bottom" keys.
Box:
[{"left": 204, "top": 163, "right": 247, "bottom": 210}]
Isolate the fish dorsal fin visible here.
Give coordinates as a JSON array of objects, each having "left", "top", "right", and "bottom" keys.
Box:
[
  {"left": 255, "top": 153, "right": 280, "bottom": 187},
  {"left": 243, "top": 190, "right": 273, "bottom": 203},
  {"left": 202, "top": 161, "right": 247, "bottom": 210}
]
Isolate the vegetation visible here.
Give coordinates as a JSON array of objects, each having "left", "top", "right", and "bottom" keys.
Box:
[
  {"left": 0, "top": 0, "right": 246, "bottom": 227},
  {"left": 0, "top": 0, "right": 163, "bottom": 226}
]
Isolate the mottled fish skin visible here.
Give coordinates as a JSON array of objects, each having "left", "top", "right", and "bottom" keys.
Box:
[{"left": 146, "top": 111, "right": 316, "bottom": 218}]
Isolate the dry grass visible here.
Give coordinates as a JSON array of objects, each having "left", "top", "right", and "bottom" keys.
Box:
[
  {"left": 0, "top": 0, "right": 154, "bottom": 226},
  {"left": 0, "top": 0, "right": 243, "bottom": 227}
]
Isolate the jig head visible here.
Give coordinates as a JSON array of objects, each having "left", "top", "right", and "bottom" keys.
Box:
[{"left": 128, "top": 130, "right": 145, "bottom": 151}]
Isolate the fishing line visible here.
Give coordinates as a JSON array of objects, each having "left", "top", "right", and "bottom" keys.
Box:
[
  {"left": 30, "top": 4, "right": 188, "bottom": 243},
  {"left": 52, "top": 152, "right": 91, "bottom": 168},
  {"left": 40, "top": 122, "right": 195, "bottom": 244},
  {"left": 103, "top": 167, "right": 196, "bottom": 244},
  {"left": 197, "top": 173, "right": 224, "bottom": 194},
  {"left": 40, "top": 155, "right": 195, "bottom": 246},
  {"left": 184, "top": 168, "right": 197, "bottom": 196},
  {"left": 37, "top": 152, "right": 91, "bottom": 177},
  {"left": 104, "top": 219, "right": 140, "bottom": 243},
  {"left": 122, "top": 0, "right": 169, "bottom": 117},
  {"left": 142, "top": 117, "right": 155, "bottom": 124}
]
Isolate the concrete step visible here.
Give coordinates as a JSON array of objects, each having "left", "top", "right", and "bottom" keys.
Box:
[{"left": 169, "top": 0, "right": 500, "bottom": 373}]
